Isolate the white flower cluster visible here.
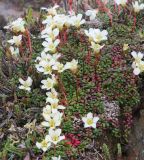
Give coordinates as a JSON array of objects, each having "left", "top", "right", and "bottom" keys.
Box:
[
  {"left": 84, "top": 28, "right": 108, "bottom": 54},
  {"left": 35, "top": 6, "right": 82, "bottom": 153},
  {"left": 4, "top": 18, "right": 25, "bottom": 33},
  {"left": 5, "top": 5, "right": 103, "bottom": 158},
  {"left": 19, "top": 77, "right": 33, "bottom": 91},
  {"left": 132, "top": 0, "right": 144, "bottom": 13},
  {"left": 42, "top": 8, "right": 85, "bottom": 29},
  {"left": 4, "top": 18, "right": 33, "bottom": 91},
  {"left": 85, "top": 9, "right": 98, "bottom": 21},
  {"left": 131, "top": 51, "right": 144, "bottom": 75},
  {"left": 5, "top": 18, "right": 25, "bottom": 57},
  {"left": 115, "top": 0, "right": 128, "bottom": 7},
  {"left": 115, "top": 0, "right": 144, "bottom": 13}
]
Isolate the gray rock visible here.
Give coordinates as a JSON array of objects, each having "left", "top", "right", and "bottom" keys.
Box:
[{"left": 0, "top": 15, "right": 7, "bottom": 29}]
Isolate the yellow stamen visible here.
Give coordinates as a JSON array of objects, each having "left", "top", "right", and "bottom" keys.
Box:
[{"left": 87, "top": 119, "right": 93, "bottom": 125}]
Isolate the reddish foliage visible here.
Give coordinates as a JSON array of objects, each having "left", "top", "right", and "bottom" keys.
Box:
[
  {"left": 65, "top": 133, "right": 81, "bottom": 147},
  {"left": 96, "top": 0, "right": 113, "bottom": 25}
]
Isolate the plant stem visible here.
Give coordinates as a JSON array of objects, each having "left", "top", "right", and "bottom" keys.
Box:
[
  {"left": 132, "top": 14, "right": 136, "bottom": 32},
  {"left": 74, "top": 74, "right": 79, "bottom": 102},
  {"left": 57, "top": 73, "right": 68, "bottom": 106},
  {"left": 25, "top": 29, "right": 32, "bottom": 59},
  {"left": 54, "top": 144, "right": 56, "bottom": 156},
  {"left": 94, "top": 53, "right": 101, "bottom": 85}
]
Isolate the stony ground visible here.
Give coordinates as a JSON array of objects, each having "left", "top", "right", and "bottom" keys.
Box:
[
  {"left": 0, "top": 0, "right": 52, "bottom": 27},
  {"left": 128, "top": 110, "right": 144, "bottom": 160}
]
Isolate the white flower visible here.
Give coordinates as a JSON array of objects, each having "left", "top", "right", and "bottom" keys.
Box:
[
  {"left": 42, "top": 105, "right": 52, "bottom": 119},
  {"left": 82, "top": 112, "right": 99, "bottom": 128},
  {"left": 64, "top": 15, "right": 73, "bottom": 28},
  {"left": 48, "top": 53, "right": 61, "bottom": 64},
  {"left": 45, "top": 128, "right": 65, "bottom": 145},
  {"left": 5, "top": 18, "right": 25, "bottom": 33},
  {"left": 41, "top": 76, "right": 57, "bottom": 90},
  {"left": 36, "top": 53, "right": 61, "bottom": 64},
  {"left": 36, "top": 60, "right": 53, "bottom": 75},
  {"left": 41, "top": 28, "right": 59, "bottom": 40},
  {"left": 132, "top": 60, "right": 144, "bottom": 75},
  {"left": 115, "top": 0, "right": 127, "bottom": 6},
  {"left": 64, "top": 59, "right": 78, "bottom": 73},
  {"left": 85, "top": 28, "right": 96, "bottom": 42},
  {"left": 8, "top": 35, "right": 22, "bottom": 46},
  {"left": 132, "top": 1, "right": 144, "bottom": 13},
  {"left": 18, "top": 77, "right": 33, "bottom": 91},
  {"left": 52, "top": 62, "right": 65, "bottom": 73},
  {"left": 11, "top": 18, "right": 25, "bottom": 32},
  {"left": 42, "top": 16, "right": 56, "bottom": 29},
  {"left": 85, "top": 9, "right": 98, "bottom": 20},
  {"left": 9, "top": 46, "right": 19, "bottom": 56},
  {"left": 46, "top": 88, "right": 58, "bottom": 103},
  {"left": 85, "top": 28, "right": 108, "bottom": 43},
  {"left": 123, "top": 44, "right": 129, "bottom": 51},
  {"left": 41, "top": 111, "right": 63, "bottom": 128},
  {"left": 42, "top": 15, "right": 53, "bottom": 24},
  {"left": 36, "top": 52, "right": 50, "bottom": 62},
  {"left": 42, "top": 39, "right": 60, "bottom": 53},
  {"left": 71, "top": 14, "right": 85, "bottom": 28},
  {"left": 133, "top": 66, "right": 141, "bottom": 75},
  {"left": 131, "top": 51, "right": 143, "bottom": 64},
  {"left": 91, "top": 42, "right": 104, "bottom": 53},
  {"left": 53, "top": 14, "right": 66, "bottom": 30},
  {"left": 47, "top": 5, "right": 59, "bottom": 16},
  {"left": 42, "top": 105, "right": 62, "bottom": 119},
  {"left": 52, "top": 156, "right": 61, "bottom": 160},
  {"left": 48, "top": 99, "right": 65, "bottom": 113},
  {"left": 94, "top": 29, "right": 108, "bottom": 43},
  {"left": 36, "top": 138, "right": 51, "bottom": 152}
]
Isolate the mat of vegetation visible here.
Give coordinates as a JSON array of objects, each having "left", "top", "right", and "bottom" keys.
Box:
[{"left": 0, "top": 2, "right": 144, "bottom": 160}]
